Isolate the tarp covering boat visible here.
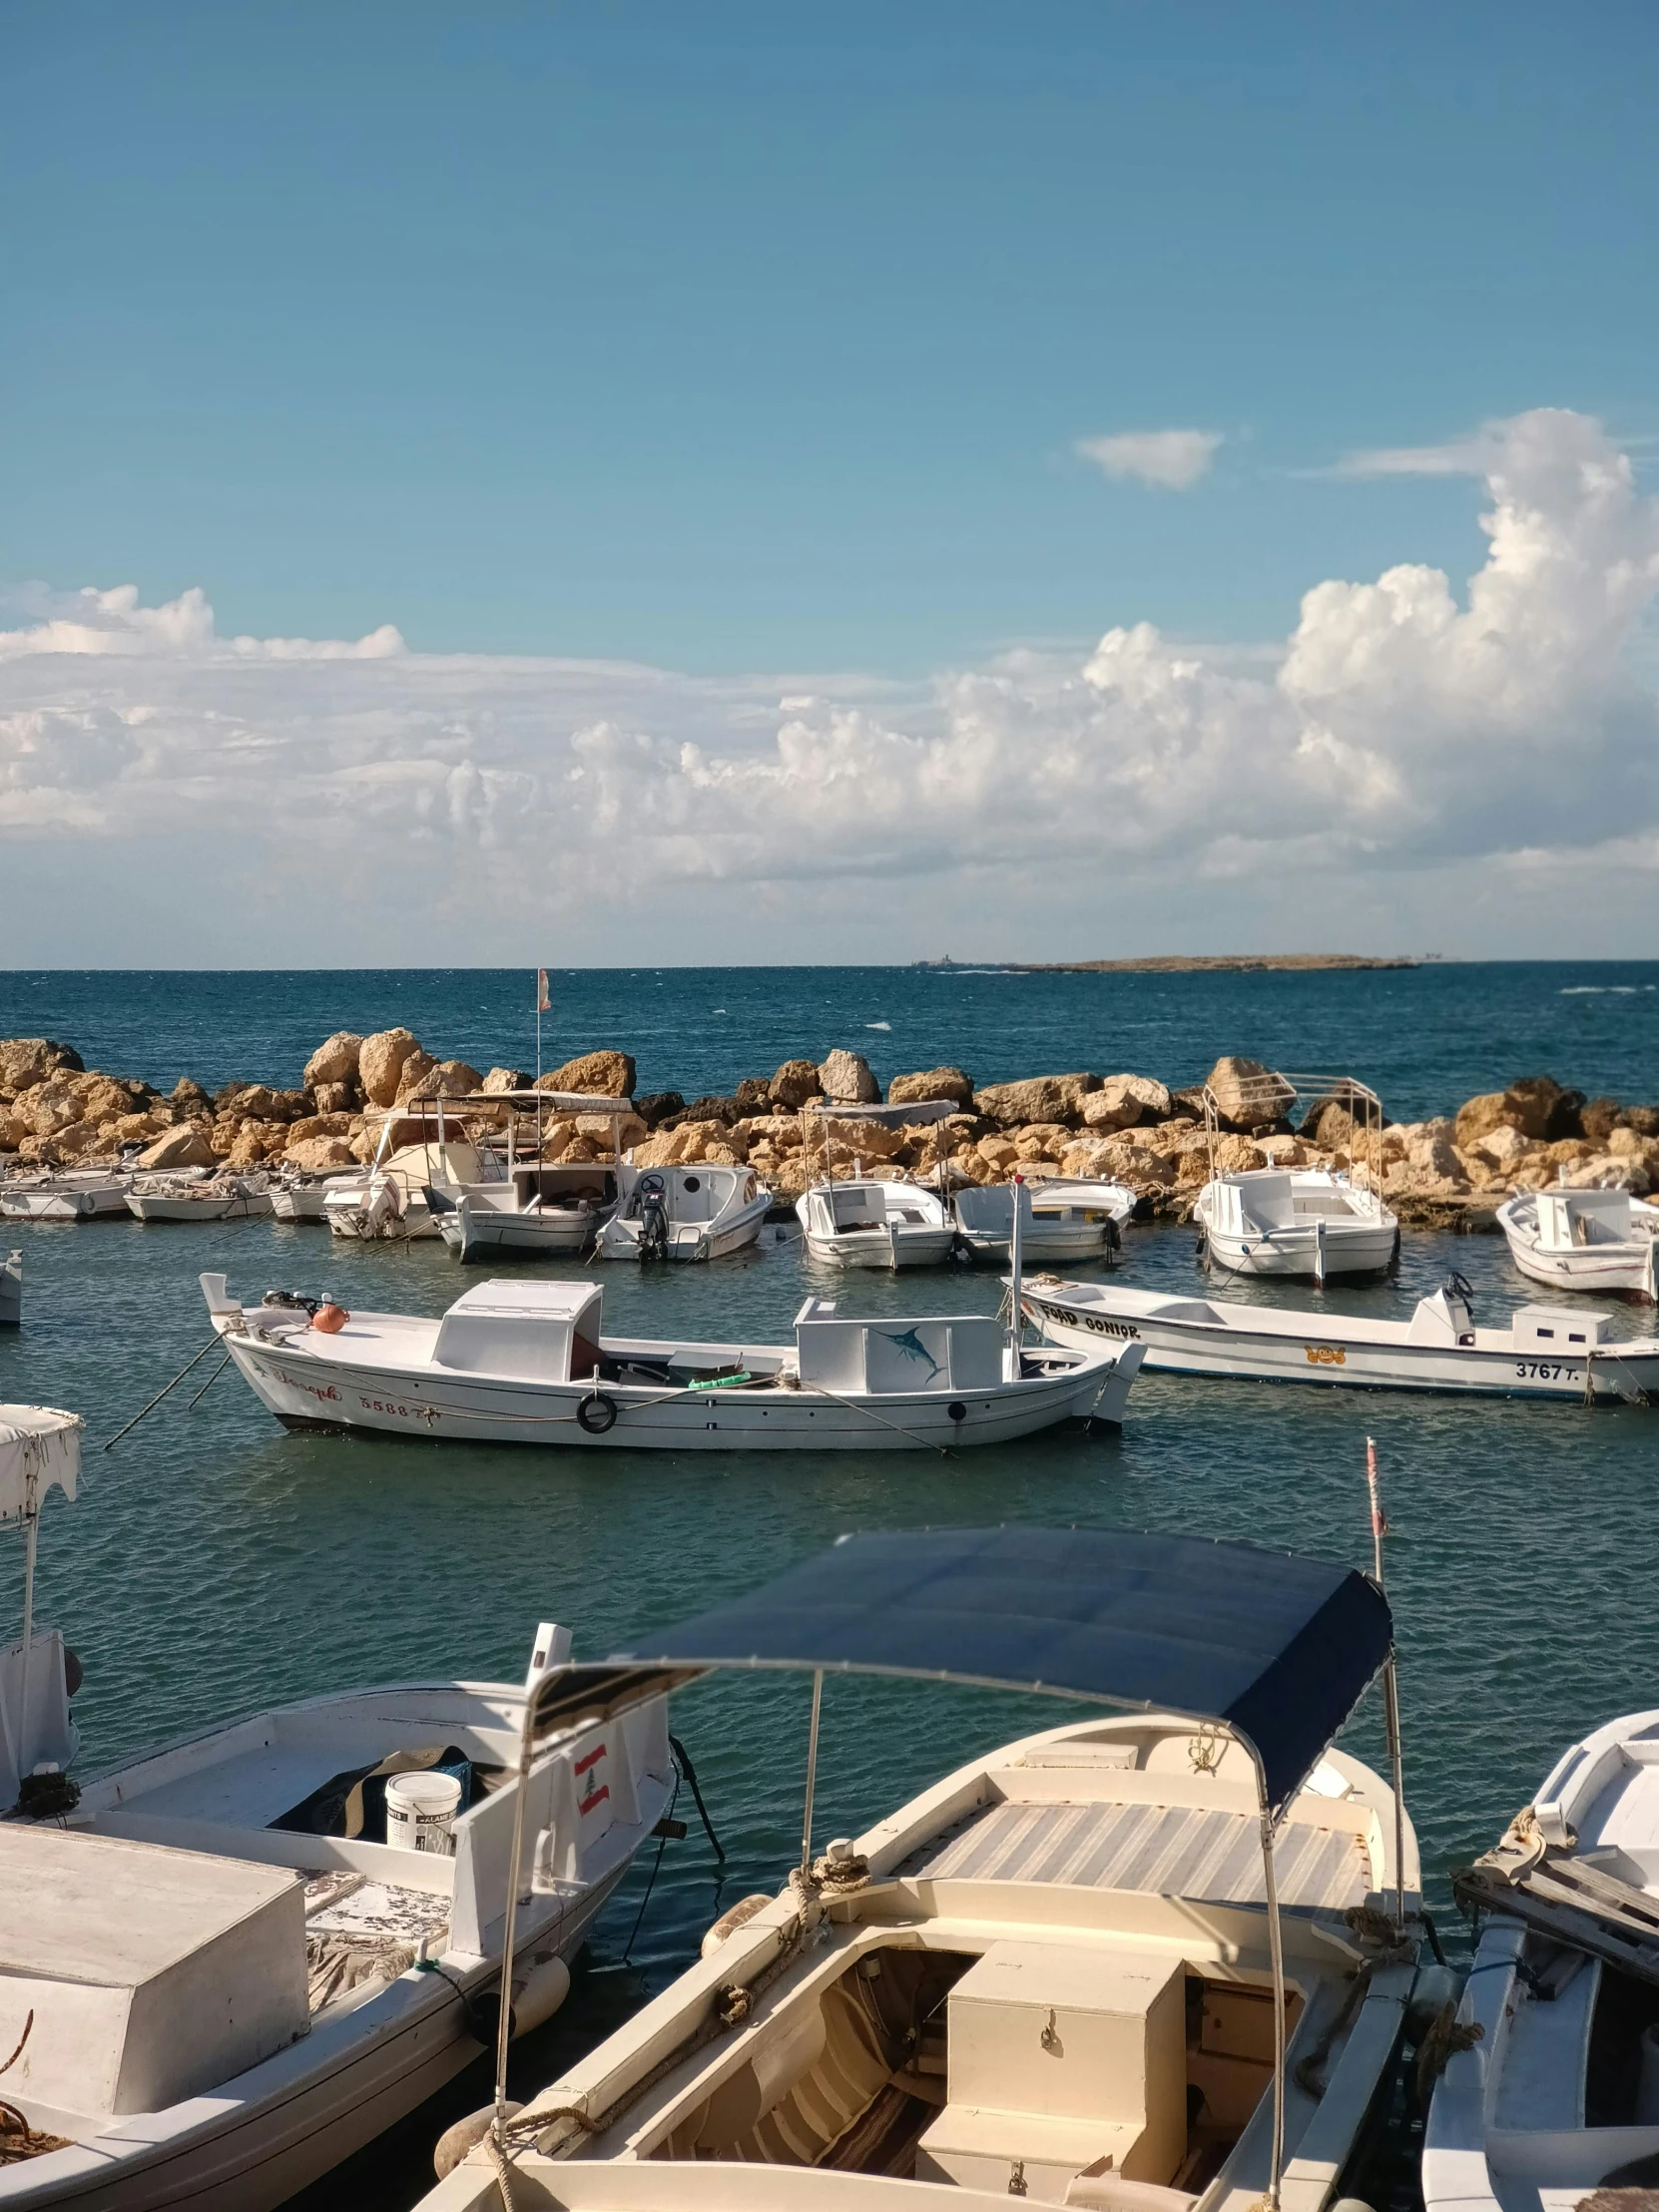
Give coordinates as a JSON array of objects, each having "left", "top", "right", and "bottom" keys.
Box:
[
  {"left": 548, "top": 1526, "right": 1391, "bottom": 1815},
  {"left": 0, "top": 1402, "right": 81, "bottom": 1526}
]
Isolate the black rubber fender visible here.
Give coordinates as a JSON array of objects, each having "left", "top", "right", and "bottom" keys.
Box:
[{"left": 576, "top": 1390, "right": 619, "bottom": 1435}]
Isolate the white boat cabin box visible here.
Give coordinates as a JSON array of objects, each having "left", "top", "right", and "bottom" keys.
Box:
[
  {"left": 1535, "top": 1186, "right": 1636, "bottom": 1251},
  {"left": 1509, "top": 1304, "right": 1611, "bottom": 1350},
  {"left": 431, "top": 1281, "right": 605, "bottom": 1382},
  {"left": 915, "top": 1937, "right": 1187, "bottom": 2196},
  {"left": 0, "top": 1825, "right": 308, "bottom": 2119},
  {"left": 793, "top": 1299, "right": 1005, "bottom": 1394}
]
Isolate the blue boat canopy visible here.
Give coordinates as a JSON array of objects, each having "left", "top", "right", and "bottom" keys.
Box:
[{"left": 534, "top": 1527, "right": 1389, "bottom": 1816}]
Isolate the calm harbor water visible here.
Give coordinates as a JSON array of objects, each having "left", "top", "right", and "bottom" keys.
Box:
[{"left": 2, "top": 963, "right": 1658, "bottom": 2206}]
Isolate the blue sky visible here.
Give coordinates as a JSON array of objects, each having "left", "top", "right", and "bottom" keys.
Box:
[
  {"left": 5, "top": 1, "right": 1655, "bottom": 672},
  {"left": 3, "top": 4, "right": 1658, "bottom": 964}
]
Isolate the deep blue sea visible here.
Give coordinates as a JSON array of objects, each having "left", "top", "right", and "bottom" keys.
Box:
[{"left": 2, "top": 963, "right": 1657, "bottom": 2209}]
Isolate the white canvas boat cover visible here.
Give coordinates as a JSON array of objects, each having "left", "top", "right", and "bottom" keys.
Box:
[{"left": 0, "top": 1404, "right": 81, "bottom": 1527}]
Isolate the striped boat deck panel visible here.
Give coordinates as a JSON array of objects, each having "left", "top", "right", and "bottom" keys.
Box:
[{"left": 897, "top": 1798, "right": 1369, "bottom": 1914}]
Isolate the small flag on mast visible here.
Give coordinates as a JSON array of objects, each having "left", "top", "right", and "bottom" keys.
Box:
[{"left": 536, "top": 968, "right": 551, "bottom": 1013}]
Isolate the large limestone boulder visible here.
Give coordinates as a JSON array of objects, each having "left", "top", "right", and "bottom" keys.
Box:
[
  {"left": 404, "top": 1059, "right": 484, "bottom": 1102},
  {"left": 301, "top": 1032, "right": 363, "bottom": 1089},
  {"left": 973, "top": 1074, "right": 1098, "bottom": 1129},
  {"left": 542, "top": 1049, "right": 636, "bottom": 1099},
  {"left": 887, "top": 1066, "right": 974, "bottom": 1109},
  {"left": 285, "top": 1134, "right": 357, "bottom": 1172},
  {"left": 312, "top": 1081, "right": 353, "bottom": 1116},
  {"left": 393, "top": 1050, "right": 439, "bottom": 1103},
  {"left": 1474, "top": 1123, "right": 1532, "bottom": 1168},
  {"left": 139, "top": 1124, "right": 217, "bottom": 1171},
  {"left": 769, "top": 1059, "right": 822, "bottom": 1110},
  {"left": 0, "top": 1113, "right": 25, "bottom": 1152},
  {"left": 1212, "top": 1133, "right": 1269, "bottom": 1174},
  {"left": 1205, "top": 1058, "right": 1294, "bottom": 1129},
  {"left": 976, "top": 1134, "right": 1020, "bottom": 1173},
  {"left": 1405, "top": 1121, "right": 1461, "bottom": 1178},
  {"left": 1454, "top": 1078, "right": 1566, "bottom": 1149},
  {"left": 0, "top": 1039, "right": 84, "bottom": 1096},
  {"left": 482, "top": 1066, "right": 530, "bottom": 1095},
  {"left": 1082, "top": 1074, "right": 1171, "bottom": 1133},
  {"left": 814, "top": 1117, "right": 905, "bottom": 1162},
  {"left": 283, "top": 1113, "right": 353, "bottom": 1145},
  {"left": 576, "top": 1110, "right": 649, "bottom": 1151},
  {"left": 15, "top": 1078, "right": 87, "bottom": 1137},
  {"left": 634, "top": 1091, "right": 686, "bottom": 1129},
  {"left": 171, "top": 1076, "right": 212, "bottom": 1115},
  {"left": 359, "top": 1029, "right": 424, "bottom": 1107},
  {"left": 818, "top": 1049, "right": 879, "bottom": 1105}
]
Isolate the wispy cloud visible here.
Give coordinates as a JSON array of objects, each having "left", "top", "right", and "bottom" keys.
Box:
[
  {"left": 1075, "top": 428, "right": 1224, "bottom": 489},
  {"left": 4, "top": 408, "right": 1659, "bottom": 959}
]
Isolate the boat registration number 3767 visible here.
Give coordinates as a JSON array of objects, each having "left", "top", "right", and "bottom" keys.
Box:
[{"left": 1514, "top": 1361, "right": 1571, "bottom": 1382}]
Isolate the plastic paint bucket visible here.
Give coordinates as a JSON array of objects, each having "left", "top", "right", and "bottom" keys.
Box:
[{"left": 384, "top": 1769, "right": 463, "bottom": 1855}]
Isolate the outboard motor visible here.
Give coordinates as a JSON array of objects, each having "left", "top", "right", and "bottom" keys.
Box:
[
  {"left": 632, "top": 1171, "right": 670, "bottom": 1261},
  {"left": 1442, "top": 1270, "right": 1475, "bottom": 1342}
]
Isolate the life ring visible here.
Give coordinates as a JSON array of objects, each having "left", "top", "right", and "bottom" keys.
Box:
[{"left": 576, "top": 1391, "right": 619, "bottom": 1435}]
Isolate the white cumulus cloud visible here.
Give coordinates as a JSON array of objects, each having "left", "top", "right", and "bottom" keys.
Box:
[
  {"left": 2, "top": 406, "right": 1658, "bottom": 961},
  {"left": 1076, "top": 428, "right": 1224, "bottom": 489}
]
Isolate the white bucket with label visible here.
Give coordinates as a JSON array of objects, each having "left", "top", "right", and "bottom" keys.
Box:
[{"left": 384, "top": 1769, "right": 463, "bottom": 1856}]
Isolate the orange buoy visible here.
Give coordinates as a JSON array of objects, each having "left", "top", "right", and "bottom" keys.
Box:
[{"left": 311, "top": 1303, "right": 349, "bottom": 1335}]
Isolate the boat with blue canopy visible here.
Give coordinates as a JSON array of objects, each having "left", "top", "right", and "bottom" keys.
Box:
[{"left": 417, "top": 1525, "right": 1428, "bottom": 2212}]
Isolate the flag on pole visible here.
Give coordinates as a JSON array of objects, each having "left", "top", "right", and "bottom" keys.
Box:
[
  {"left": 536, "top": 968, "right": 551, "bottom": 1013},
  {"left": 1366, "top": 1435, "right": 1388, "bottom": 1536}
]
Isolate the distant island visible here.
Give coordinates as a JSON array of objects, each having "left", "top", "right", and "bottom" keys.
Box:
[{"left": 912, "top": 954, "right": 1425, "bottom": 974}]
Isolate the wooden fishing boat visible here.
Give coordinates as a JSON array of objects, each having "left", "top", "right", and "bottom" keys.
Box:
[
  {"left": 414, "top": 1525, "right": 1425, "bottom": 2212},
  {"left": 0, "top": 1402, "right": 682, "bottom": 2211},
  {"left": 796, "top": 1177, "right": 955, "bottom": 1269},
  {"left": 127, "top": 1172, "right": 275, "bottom": 1222},
  {"left": 1426, "top": 1707, "right": 1659, "bottom": 2212},
  {"left": 1021, "top": 1274, "right": 1659, "bottom": 1403},
  {"left": 0, "top": 1172, "right": 129, "bottom": 1223},
  {"left": 430, "top": 1164, "right": 619, "bottom": 1262},
  {"left": 951, "top": 1177, "right": 1134, "bottom": 1266},
  {"left": 200, "top": 1275, "right": 1141, "bottom": 1448},
  {"left": 1498, "top": 1185, "right": 1659, "bottom": 1303},
  {"left": 596, "top": 1162, "right": 772, "bottom": 1262},
  {"left": 1194, "top": 1169, "right": 1398, "bottom": 1283},
  {"left": 0, "top": 1250, "right": 18, "bottom": 1329}
]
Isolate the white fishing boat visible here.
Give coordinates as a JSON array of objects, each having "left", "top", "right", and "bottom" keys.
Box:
[
  {"left": 596, "top": 1161, "right": 772, "bottom": 1262},
  {"left": 324, "top": 1133, "right": 504, "bottom": 1241},
  {"left": 951, "top": 1176, "right": 1134, "bottom": 1266},
  {"left": 272, "top": 1170, "right": 357, "bottom": 1223},
  {"left": 1426, "top": 1706, "right": 1659, "bottom": 2212},
  {"left": 127, "top": 1171, "right": 275, "bottom": 1222},
  {"left": 1021, "top": 1274, "right": 1659, "bottom": 1403},
  {"left": 796, "top": 1177, "right": 955, "bottom": 1269},
  {"left": 0, "top": 1251, "right": 18, "bottom": 1329},
  {"left": 0, "top": 1400, "right": 683, "bottom": 2211},
  {"left": 1498, "top": 1185, "right": 1659, "bottom": 1303},
  {"left": 1194, "top": 1170, "right": 1398, "bottom": 1283},
  {"left": 200, "top": 1274, "right": 1141, "bottom": 1447},
  {"left": 0, "top": 1172, "right": 129, "bottom": 1223},
  {"left": 430, "top": 1163, "right": 620, "bottom": 1263},
  {"left": 415, "top": 1524, "right": 1426, "bottom": 2212}
]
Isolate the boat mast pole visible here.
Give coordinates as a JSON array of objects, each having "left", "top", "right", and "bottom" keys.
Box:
[
  {"left": 1257, "top": 1765, "right": 1287, "bottom": 2212},
  {"left": 1007, "top": 1171, "right": 1025, "bottom": 1374},
  {"left": 1367, "top": 1435, "right": 1407, "bottom": 1930},
  {"left": 800, "top": 1668, "right": 824, "bottom": 1879},
  {"left": 17, "top": 1491, "right": 37, "bottom": 1777}
]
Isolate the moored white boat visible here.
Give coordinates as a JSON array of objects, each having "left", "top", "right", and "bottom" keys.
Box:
[
  {"left": 597, "top": 1161, "right": 772, "bottom": 1262},
  {"left": 951, "top": 1176, "right": 1134, "bottom": 1266},
  {"left": 0, "top": 1401, "right": 682, "bottom": 2211},
  {"left": 201, "top": 1274, "right": 1141, "bottom": 1447},
  {"left": 0, "top": 1250, "right": 18, "bottom": 1328},
  {"left": 127, "top": 1172, "right": 275, "bottom": 1222},
  {"left": 431, "top": 1162, "right": 619, "bottom": 1262},
  {"left": 417, "top": 1525, "right": 1425, "bottom": 2212},
  {"left": 1194, "top": 1169, "right": 1398, "bottom": 1282},
  {"left": 272, "top": 1171, "right": 356, "bottom": 1223},
  {"left": 796, "top": 1177, "right": 955, "bottom": 1269},
  {"left": 1022, "top": 1274, "right": 1659, "bottom": 1403},
  {"left": 1498, "top": 1185, "right": 1659, "bottom": 1303},
  {"left": 1426, "top": 1707, "right": 1659, "bottom": 2212},
  {"left": 0, "top": 1171, "right": 129, "bottom": 1223}
]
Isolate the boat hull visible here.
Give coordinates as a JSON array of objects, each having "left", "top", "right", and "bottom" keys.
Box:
[
  {"left": 128, "top": 1192, "right": 275, "bottom": 1223},
  {"left": 439, "top": 1201, "right": 603, "bottom": 1262},
  {"left": 958, "top": 1221, "right": 1108, "bottom": 1266},
  {"left": 596, "top": 1195, "right": 770, "bottom": 1262},
  {"left": 803, "top": 1225, "right": 956, "bottom": 1269},
  {"left": 1199, "top": 1220, "right": 1398, "bottom": 1278},
  {"left": 0, "top": 1184, "right": 128, "bottom": 1221},
  {"left": 0, "top": 1252, "right": 18, "bottom": 1328},
  {"left": 221, "top": 1333, "right": 1135, "bottom": 1447},
  {"left": 1022, "top": 1285, "right": 1659, "bottom": 1402},
  {"left": 271, "top": 1187, "right": 331, "bottom": 1222},
  {"left": 1501, "top": 1228, "right": 1659, "bottom": 1301}
]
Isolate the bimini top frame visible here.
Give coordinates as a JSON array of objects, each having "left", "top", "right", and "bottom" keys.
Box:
[{"left": 493, "top": 1524, "right": 1396, "bottom": 2211}]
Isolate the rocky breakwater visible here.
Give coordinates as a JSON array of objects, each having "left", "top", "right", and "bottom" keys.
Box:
[{"left": 2, "top": 1033, "right": 1656, "bottom": 1231}]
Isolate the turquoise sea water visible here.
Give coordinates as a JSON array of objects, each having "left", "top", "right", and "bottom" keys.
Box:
[{"left": 2, "top": 963, "right": 1657, "bottom": 2207}]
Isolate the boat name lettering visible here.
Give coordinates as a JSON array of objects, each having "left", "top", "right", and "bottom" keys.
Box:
[
  {"left": 1514, "top": 1362, "right": 1568, "bottom": 1382},
  {"left": 1045, "top": 1305, "right": 1141, "bottom": 1342},
  {"left": 279, "top": 1373, "right": 341, "bottom": 1403},
  {"left": 1304, "top": 1345, "right": 1347, "bottom": 1367}
]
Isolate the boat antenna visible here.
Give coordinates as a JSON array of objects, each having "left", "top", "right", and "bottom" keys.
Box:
[
  {"left": 1366, "top": 1436, "right": 1407, "bottom": 1932},
  {"left": 535, "top": 968, "right": 550, "bottom": 1159},
  {"left": 800, "top": 1668, "right": 825, "bottom": 1879}
]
